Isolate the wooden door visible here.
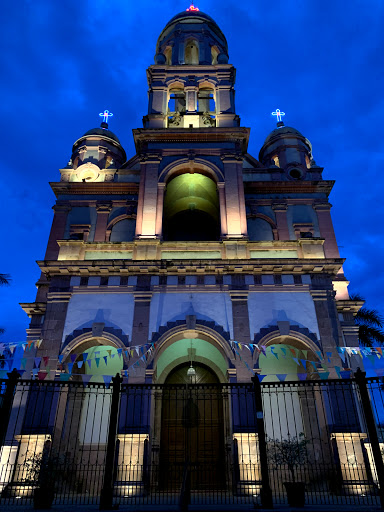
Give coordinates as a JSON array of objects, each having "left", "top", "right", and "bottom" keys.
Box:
[{"left": 159, "top": 363, "right": 225, "bottom": 490}]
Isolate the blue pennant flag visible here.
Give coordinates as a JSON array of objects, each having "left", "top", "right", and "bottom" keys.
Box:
[{"left": 103, "top": 375, "right": 113, "bottom": 388}]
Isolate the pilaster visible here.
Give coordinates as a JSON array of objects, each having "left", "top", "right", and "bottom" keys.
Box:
[
  {"left": 230, "top": 291, "right": 252, "bottom": 380},
  {"left": 135, "top": 155, "right": 162, "bottom": 238},
  {"left": 310, "top": 275, "right": 345, "bottom": 371},
  {"left": 313, "top": 202, "right": 340, "bottom": 258},
  {"left": 44, "top": 205, "right": 71, "bottom": 260},
  {"left": 221, "top": 155, "right": 247, "bottom": 238},
  {"left": 94, "top": 203, "right": 112, "bottom": 242},
  {"left": 37, "top": 292, "right": 71, "bottom": 378},
  {"left": 272, "top": 203, "right": 290, "bottom": 241}
]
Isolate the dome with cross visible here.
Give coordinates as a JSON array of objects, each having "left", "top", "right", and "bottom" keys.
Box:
[
  {"left": 69, "top": 115, "right": 126, "bottom": 174},
  {"left": 259, "top": 118, "right": 314, "bottom": 178},
  {"left": 154, "top": 6, "right": 228, "bottom": 65}
]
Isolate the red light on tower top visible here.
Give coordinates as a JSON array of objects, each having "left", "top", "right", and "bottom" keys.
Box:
[{"left": 187, "top": 1, "right": 199, "bottom": 11}]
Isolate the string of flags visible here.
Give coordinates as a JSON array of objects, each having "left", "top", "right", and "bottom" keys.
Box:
[
  {"left": 230, "top": 341, "right": 384, "bottom": 364},
  {"left": 1, "top": 338, "right": 384, "bottom": 384}
]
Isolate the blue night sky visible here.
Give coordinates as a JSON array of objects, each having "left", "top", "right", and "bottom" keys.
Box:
[{"left": 1, "top": 0, "right": 383, "bottom": 344}]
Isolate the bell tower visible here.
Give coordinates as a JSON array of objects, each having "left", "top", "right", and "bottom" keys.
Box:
[
  {"left": 144, "top": 7, "right": 238, "bottom": 129},
  {"left": 135, "top": 7, "right": 248, "bottom": 241}
]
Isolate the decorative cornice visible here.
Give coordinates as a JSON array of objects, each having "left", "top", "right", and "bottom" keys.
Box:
[
  {"left": 50, "top": 182, "right": 139, "bottom": 198},
  {"left": 245, "top": 181, "right": 334, "bottom": 196},
  {"left": 20, "top": 302, "right": 47, "bottom": 316},
  {"left": 336, "top": 300, "right": 365, "bottom": 314},
  {"left": 133, "top": 127, "right": 250, "bottom": 153},
  {"left": 37, "top": 258, "right": 344, "bottom": 277}
]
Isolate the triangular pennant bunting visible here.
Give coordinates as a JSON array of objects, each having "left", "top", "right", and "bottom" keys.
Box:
[{"left": 103, "top": 375, "right": 113, "bottom": 388}]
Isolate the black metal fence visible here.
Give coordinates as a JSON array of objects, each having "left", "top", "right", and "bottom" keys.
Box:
[{"left": 0, "top": 370, "right": 384, "bottom": 509}]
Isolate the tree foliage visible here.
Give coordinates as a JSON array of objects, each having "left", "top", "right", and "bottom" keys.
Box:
[{"left": 350, "top": 294, "right": 384, "bottom": 347}]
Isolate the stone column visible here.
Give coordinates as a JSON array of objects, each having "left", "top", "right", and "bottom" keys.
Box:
[
  {"left": 44, "top": 204, "right": 71, "bottom": 260},
  {"left": 218, "top": 183, "right": 228, "bottom": 237},
  {"left": 94, "top": 203, "right": 112, "bottom": 242},
  {"left": 272, "top": 203, "right": 290, "bottom": 240},
  {"left": 314, "top": 202, "right": 340, "bottom": 258},
  {"left": 155, "top": 183, "right": 166, "bottom": 238},
  {"left": 135, "top": 156, "right": 161, "bottom": 238},
  {"left": 222, "top": 156, "right": 247, "bottom": 238}
]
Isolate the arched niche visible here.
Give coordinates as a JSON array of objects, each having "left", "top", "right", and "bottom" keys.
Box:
[
  {"left": 258, "top": 335, "right": 320, "bottom": 382},
  {"left": 162, "top": 172, "right": 220, "bottom": 241},
  {"left": 155, "top": 337, "right": 228, "bottom": 383},
  {"left": 59, "top": 339, "right": 125, "bottom": 448},
  {"left": 258, "top": 336, "right": 320, "bottom": 441},
  {"left": 184, "top": 39, "right": 199, "bottom": 64},
  {"left": 211, "top": 45, "right": 219, "bottom": 65},
  {"left": 247, "top": 217, "right": 274, "bottom": 241},
  {"left": 164, "top": 46, "right": 172, "bottom": 65},
  {"left": 109, "top": 218, "right": 136, "bottom": 242},
  {"left": 63, "top": 339, "right": 124, "bottom": 383}
]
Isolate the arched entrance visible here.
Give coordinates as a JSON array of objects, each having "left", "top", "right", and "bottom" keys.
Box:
[{"left": 159, "top": 362, "right": 226, "bottom": 490}]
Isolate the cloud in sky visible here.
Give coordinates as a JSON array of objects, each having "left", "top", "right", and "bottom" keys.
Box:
[{"left": 1, "top": 0, "right": 384, "bottom": 341}]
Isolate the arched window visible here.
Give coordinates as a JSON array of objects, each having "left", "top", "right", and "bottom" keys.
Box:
[
  {"left": 247, "top": 217, "right": 274, "bottom": 241},
  {"left": 211, "top": 46, "right": 219, "bottom": 65},
  {"left": 184, "top": 39, "right": 199, "bottom": 65},
  {"left": 110, "top": 218, "right": 136, "bottom": 242}
]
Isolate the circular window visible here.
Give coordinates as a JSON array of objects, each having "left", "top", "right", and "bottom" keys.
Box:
[
  {"left": 76, "top": 163, "right": 100, "bottom": 182},
  {"left": 289, "top": 168, "right": 302, "bottom": 180}
]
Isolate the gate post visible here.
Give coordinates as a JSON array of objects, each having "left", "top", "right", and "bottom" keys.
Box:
[
  {"left": 355, "top": 368, "right": 384, "bottom": 509},
  {"left": 252, "top": 375, "right": 273, "bottom": 508},
  {"left": 0, "top": 369, "right": 20, "bottom": 450},
  {"left": 100, "top": 373, "right": 123, "bottom": 510}
]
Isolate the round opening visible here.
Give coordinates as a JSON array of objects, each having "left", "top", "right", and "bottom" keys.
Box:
[{"left": 289, "top": 168, "right": 302, "bottom": 180}]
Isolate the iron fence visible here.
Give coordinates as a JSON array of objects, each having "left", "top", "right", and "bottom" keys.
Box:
[{"left": 0, "top": 371, "right": 383, "bottom": 509}]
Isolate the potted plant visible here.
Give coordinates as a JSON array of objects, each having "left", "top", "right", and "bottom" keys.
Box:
[
  {"left": 23, "top": 445, "right": 57, "bottom": 509},
  {"left": 268, "top": 432, "right": 309, "bottom": 507}
]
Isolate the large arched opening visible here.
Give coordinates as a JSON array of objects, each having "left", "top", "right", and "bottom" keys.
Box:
[{"left": 162, "top": 173, "right": 220, "bottom": 241}]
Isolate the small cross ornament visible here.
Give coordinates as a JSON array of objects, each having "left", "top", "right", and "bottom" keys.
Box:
[
  {"left": 99, "top": 110, "right": 113, "bottom": 123},
  {"left": 271, "top": 109, "right": 285, "bottom": 123}
]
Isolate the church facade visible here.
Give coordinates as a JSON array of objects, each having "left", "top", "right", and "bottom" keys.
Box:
[
  {"left": 8, "top": 7, "right": 375, "bottom": 505},
  {"left": 21, "top": 8, "right": 359, "bottom": 385}
]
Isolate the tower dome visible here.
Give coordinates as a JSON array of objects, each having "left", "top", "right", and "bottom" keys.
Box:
[
  {"left": 154, "top": 7, "right": 228, "bottom": 65},
  {"left": 259, "top": 122, "right": 314, "bottom": 180},
  {"left": 68, "top": 119, "right": 126, "bottom": 182}
]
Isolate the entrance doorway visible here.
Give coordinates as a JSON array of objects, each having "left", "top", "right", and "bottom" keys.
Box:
[{"left": 159, "top": 363, "right": 225, "bottom": 490}]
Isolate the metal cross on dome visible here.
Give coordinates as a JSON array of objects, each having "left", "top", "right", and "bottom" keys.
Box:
[
  {"left": 271, "top": 109, "right": 285, "bottom": 123},
  {"left": 99, "top": 110, "right": 114, "bottom": 123},
  {"left": 186, "top": 1, "right": 199, "bottom": 11}
]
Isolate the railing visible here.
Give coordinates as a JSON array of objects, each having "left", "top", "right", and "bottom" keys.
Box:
[{"left": 0, "top": 371, "right": 383, "bottom": 509}]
